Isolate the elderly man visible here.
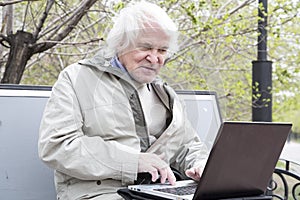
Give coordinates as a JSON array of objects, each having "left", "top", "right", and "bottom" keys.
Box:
[{"left": 38, "top": 1, "right": 208, "bottom": 199}]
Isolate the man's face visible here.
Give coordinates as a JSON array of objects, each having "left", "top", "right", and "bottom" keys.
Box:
[{"left": 118, "top": 28, "right": 170, "bottom": 84}]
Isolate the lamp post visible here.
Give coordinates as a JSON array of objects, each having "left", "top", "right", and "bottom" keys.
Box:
[{"left": 252, "top": 0, "right": 272, "bottom": 122}]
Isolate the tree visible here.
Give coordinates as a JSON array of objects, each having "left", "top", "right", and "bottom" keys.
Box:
[
  {"left": 159, "top": 0, "right": 300, "bottom": 133},
  {"left": 0, "top": 0, "right": 99, "bottom": 83}
]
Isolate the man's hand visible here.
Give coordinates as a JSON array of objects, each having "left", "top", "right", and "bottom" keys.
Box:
[
  {"left": 185, "top": 166, "right": 203, "bottom": 181},
  {"left": 138, "top": 153, "right": 176, "bottom": 185}
]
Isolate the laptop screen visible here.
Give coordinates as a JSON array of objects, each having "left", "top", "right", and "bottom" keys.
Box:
[{"left": 176, "top": 90, "right": 222, "bottom": 152}]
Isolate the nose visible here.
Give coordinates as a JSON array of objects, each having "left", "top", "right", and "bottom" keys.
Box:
[{"left": 146, "top": 49, "right": 164, "bottom": 64}]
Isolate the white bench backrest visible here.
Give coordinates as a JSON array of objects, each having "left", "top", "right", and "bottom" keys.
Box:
[{"left": 0, "top": 86, "right": 55, "bottom": 200}]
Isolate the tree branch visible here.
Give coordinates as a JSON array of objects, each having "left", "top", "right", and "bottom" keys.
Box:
[
  {"left": 32, "top": 0, "right": 55, "bottom": 40},
  {"left": 34, "top": 37, "right": 103, "bottom": 46},
  {"left": 32, "top": 0, "right": 97, "bottom": 54},
  {"left": 0, "top": 0, "right": 39, "bottom": 7},
  {"left": 227, "top": 0, "right": 256, "bottom": 17},
  {"left": 0, "top": 33, "right": 10, "bottom": 47},
  {"left": 37, "top": 5, "right": 74, "bottom": 40},
  {"left": 50, "top": 0, "right": 97, "bottom": 41}
]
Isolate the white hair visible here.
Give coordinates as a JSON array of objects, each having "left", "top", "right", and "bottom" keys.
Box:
[{"left": 105, "top": 1, "right": 178, "bottom": 57}]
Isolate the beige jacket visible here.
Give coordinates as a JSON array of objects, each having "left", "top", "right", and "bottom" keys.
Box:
[{"left": 38, "top": 50, "right": 208, "bottom": 199}]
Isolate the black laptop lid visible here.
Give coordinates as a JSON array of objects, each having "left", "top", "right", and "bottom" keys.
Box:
[{"left": 193, "top": 121, "right": 292, "bottom": 200}]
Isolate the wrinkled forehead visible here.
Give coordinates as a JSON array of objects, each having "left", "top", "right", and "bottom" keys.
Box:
[{"left": 136, "top": 22, "right": 171, "bottom": 48}]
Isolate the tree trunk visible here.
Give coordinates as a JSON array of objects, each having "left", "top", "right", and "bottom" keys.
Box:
[{"left": 1, "top": 31, "right": 35, "bottom": 84}]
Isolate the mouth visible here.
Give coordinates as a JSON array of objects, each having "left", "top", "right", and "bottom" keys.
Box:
[
  {"left": 143, "top": 66, "right": 155, "bottom": 70},
  {"left": 140, "top": 65, "right": 157, "bottom": 72}
]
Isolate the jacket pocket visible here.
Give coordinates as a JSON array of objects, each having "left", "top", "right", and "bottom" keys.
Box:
[{"left": 66, "top": 179, "right": 122, "bottom": 200}]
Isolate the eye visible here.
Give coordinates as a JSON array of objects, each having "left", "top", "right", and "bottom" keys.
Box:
[
  {"left": 136, "top": 43, "right": 168, "bottom": 55},
  {"left": 137, "top": 44, "right": 152, "bottom": 51},
  {"left": 158, "top": 48, "right": 168, "bottom": 55}
]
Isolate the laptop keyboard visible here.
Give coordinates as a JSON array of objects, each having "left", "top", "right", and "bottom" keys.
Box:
[{"left": 154, "top": 185, "right": 196, "bottom": 196}]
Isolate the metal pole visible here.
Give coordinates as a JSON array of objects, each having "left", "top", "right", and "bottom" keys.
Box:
[
  {"left": 252, "top": 2, "right": 273, "bottom": 197},
  {"left": 252, "top": 0, "right": 272, "bottom": 122}
]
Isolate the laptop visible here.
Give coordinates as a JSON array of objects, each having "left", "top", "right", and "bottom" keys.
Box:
[{"left": 128, "top": 121, "right": 292, "bottom": 200}]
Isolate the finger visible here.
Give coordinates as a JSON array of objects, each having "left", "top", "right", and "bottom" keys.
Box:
[
  {"left": 193, "top": 172, "right": 201, "bottom": 180},
  {"left": 185, "top": 168, "right": 196, "bottom": 179},
  {"left": 149, "top": 170, "right": 159, "bottom": 182},
  {"left": 194, "top": 167, "right": 203, "bottom": 179},
  {"left": 166, "top": 167, "right": 176, "bottom": 185},
  {"left": 185, "top": 167, "right": 201, "bottom": 181},
  {"left": 185, "top": 167, "right": 194, "bottom": 175},
  {"left": 158, "top": 167, "right": 168, "bottom": 184},
  {"left": 195, "top": 167, "right": 202, "bottom": 178}
]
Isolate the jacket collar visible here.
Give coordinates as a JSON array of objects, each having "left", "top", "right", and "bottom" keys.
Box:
[
  {"left": 78, "top": 50, "right": 175, "bottom": 109},
  {"left": 78, "top": 50, "right": 159, "bottom": 88}
]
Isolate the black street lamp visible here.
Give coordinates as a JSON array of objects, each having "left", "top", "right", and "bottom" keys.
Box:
[{"left": 252, "top": 0, "right": 272, "bottom": 122}]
